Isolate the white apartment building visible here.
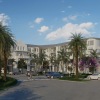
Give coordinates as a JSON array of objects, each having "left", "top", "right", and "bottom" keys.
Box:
[
  {"left": 86, "top": 38, "right": 100, "bottom": 56},
  {"left": 9, "top": 37, "right": 100, "bottom": 73}
]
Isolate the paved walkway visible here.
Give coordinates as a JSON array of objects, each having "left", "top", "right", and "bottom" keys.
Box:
[{"left": 0, "top": 74, "right": 100, "bottom": 100}]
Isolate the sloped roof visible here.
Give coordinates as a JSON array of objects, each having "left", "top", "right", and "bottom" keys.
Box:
[{"left": 27, "top": 42, "right": 68, "bottom": 49}]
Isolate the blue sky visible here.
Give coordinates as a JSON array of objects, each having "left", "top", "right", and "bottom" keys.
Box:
[{"left": 0, "top": 0, "right": 100, "bottom": 45}]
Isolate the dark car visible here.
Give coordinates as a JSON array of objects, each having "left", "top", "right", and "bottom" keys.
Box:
[{"left": 46, "top": 72, "right": 63, "bottom": 78}]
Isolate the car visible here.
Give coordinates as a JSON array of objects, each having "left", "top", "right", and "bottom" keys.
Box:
[
  {"left": 87, "top": 73, "right": 100, "bottom": 80},
  {"left": 45, "top": 72, "right": 64, "bottom": 79}
]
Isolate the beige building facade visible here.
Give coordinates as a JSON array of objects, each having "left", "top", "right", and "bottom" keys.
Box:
[{"left": 9, "top": 37, "right": 100, "bottom": 73}]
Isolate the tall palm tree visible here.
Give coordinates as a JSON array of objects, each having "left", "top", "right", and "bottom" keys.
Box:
[
  {"left": 38, "top": 50, "right": 47, "bottom": 71},
  {"left": 68, "top": 33, "right": 86, "bottom": 79},
  {"left": 0, "top": 57, "right": 3, "bottom": 76},
  {"left": 49, "top": 53, "right": 56, "bottom": 71},
  {"left": 0, "top": 23, "right": 16, "bottom": 81},
  {"left": 31, "top": 53, "right": 39, "bottom": 71},
  {"left": 57, "top": 48, "right": 70, "bottom": 72}
]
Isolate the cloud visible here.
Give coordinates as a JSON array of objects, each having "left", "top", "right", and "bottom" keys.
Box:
[
  {"left": 46, "top": 22, "right": 94, "bottom": 41},
  {"left": 0, "top": 13, "right": 9, "bottom": 26},
  {"left": 62, "top": 15, "right": 77, "bottom": 22},
  {"left": 34, "top": 18, "right": 44, "bottom": 24},
  {"left": 79, "top": 22, "right": 94, "bottom": 29},
  {"left": 38, "top": 26, "right": 49, "bottom": 32}
]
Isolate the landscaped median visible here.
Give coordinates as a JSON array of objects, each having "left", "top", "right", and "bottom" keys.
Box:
[
  {"left": 59, "top": 73, "right": 90, "bottom": 81},
  {"left": 0, "top": 76, "right": 18, "bottom": 91}
]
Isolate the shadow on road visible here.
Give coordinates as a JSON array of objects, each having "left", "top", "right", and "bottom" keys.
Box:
[{"left": 0, "top": 88, "right": 42, "bottom": 100}]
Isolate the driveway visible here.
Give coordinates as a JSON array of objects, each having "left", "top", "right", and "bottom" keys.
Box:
[{"left": 0, "top": 74, "right": 100, "bottom": 100}]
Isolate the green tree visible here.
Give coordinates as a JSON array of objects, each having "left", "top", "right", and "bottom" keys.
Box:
[
  {"left": 0, "top": 58, "right": 4, "bottom": 76},
  {"left": 38, "top": 50, "right": 47, "bottom": 71},
  {"left": 49, "top": 53, "right": 56, "bottom": 71},
  {"left": 57, "top": 48, "right": 70, "bottom": 72},
  {"left": 17, "top": 59, "right": 27, "bottom": 73},
  {"left": 31, "top": 53, "right": 39, "bottom": 71},
  {"left": 68, "top": 33, "right": 86, "bottom": 79},
  {"left": 0, "top": 23, "right": 16, "bottom": 81},
  {"left": 90, "top": 49, "right": 98, "bottom": 58},
  {"left": 7, "top": 58, "right": 15, "bottom": 73}
]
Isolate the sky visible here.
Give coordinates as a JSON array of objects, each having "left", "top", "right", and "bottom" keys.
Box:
[{"left": 0, "top": 0, "right": 100, "bottom": 45}]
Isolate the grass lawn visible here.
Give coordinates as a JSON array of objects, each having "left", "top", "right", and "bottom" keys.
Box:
[{"left": 0, "top": 76, "right": 17, "bottom": 90}]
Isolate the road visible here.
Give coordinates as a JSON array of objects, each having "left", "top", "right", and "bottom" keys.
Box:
[{"left": 0, "top": 74, "right": 100, "bottom": 100}]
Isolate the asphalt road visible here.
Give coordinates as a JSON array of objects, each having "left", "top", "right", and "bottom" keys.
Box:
[{"left": 0, "top": 74, "right": 100, "bottom": 100}]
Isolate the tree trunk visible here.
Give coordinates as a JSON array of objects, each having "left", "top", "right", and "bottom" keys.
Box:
[
  {"left": 0, "top": 66, "right": 1, "bottom": 76},
  {"left": 60, "top": 61, "right": 64, "bottom": 72},
  {"left": 3, "top": 51, "right": 7, "bottom": 81},
  {"left": 75, "top": 50, "right": 79, "bottom": 79},
  {"left": 0, "top": 59, "right": 2, "bottom": 76}
]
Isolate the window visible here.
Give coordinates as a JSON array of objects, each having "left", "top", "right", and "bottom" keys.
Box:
[
  {"left": 34, "top": 48, "right": 36, "bottom": 52},
  {"left": 87, "top": 40, "right": 94, "bottom": 46},
  {"left": 90, "top": 40, "right": 94, "bottom": 45},
  {"left": 17, "top": 46, "right": 19, "bottom": 50}
]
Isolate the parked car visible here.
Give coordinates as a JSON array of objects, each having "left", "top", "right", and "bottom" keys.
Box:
[
  {"left": 45, "top": 72, "right": 64, "bottom": 78},
  {"left": 87, "top": 73, "right": 100, "bottom": 80}
]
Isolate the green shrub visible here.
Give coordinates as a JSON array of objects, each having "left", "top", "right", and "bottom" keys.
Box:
[
  {"left": 59, "top": 76, "right": 88, "bottom": 81},
  {"left": 79, "top": 73, "right": 92, "bottom": 78},
  {"left": 37, "top": 71, "right": 43, "bottom": 75},
  {"left": 0, "top": 77, "right": 17, "bottom": 90}
]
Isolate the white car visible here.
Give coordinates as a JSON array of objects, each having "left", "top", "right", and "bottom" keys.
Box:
[{"left": 88, "top": 73, "right": 100, "bottom": 80}]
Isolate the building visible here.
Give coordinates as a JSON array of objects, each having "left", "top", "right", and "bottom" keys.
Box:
[{"left": 9, "top": 37, "right": 100, "bottom": 73}]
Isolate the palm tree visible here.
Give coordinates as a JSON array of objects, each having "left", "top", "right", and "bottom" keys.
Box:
[
  {"left": 31, "top": 53, "right": 39, "bottom": 71},
  {"left": 90, "top": 49, "right": 98, "bottom": 58},
  {"left": 68, "top": 33, "right": 86, "bottom": 79},
  {"left": 0, "top": 23, "right": 16, "bottom": 81},
  {"left": 0, "top": 58, "right": 3, "bottom": 76},
  {"left": 49, "top": 53, "right": 56, "bottom": 71},
  {"left": 57, "top": 48, "right": 70, "bottom": 72},
  {"left": 89, "top": 49, "right": 99, "bottom": 73},
  {"left": 37, "top": 50, "right": 47, "bottom": 72}
]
